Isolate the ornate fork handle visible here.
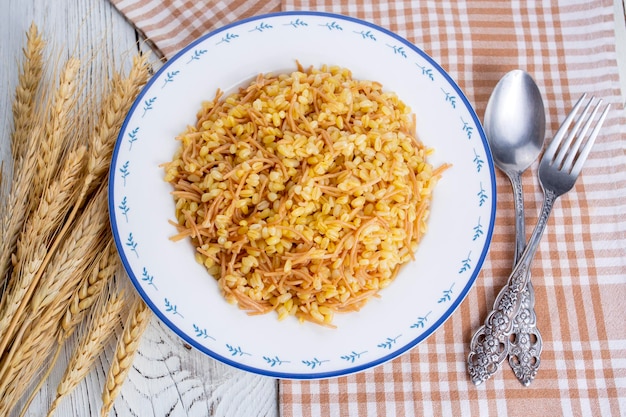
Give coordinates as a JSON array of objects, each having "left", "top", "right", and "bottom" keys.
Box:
[
  {"left": 468, "top": 189, "right": 556, "bottom": 385},
  {"left": 509, "top": 280, "right": 542, "bottom": 385}
]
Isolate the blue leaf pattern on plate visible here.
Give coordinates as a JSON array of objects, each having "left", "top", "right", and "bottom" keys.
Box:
[
  {"left": 320, "top": 21, "right": 343, "bottom": 31},
  {"left": 410, "top": 311, "right": 432, "bottom": 329},
  {"left": 164, "top": 298, "right": 183, "bottom": 318},
  {"left": 193, "top": 324, "right": 215, "bottom": 340},
  {"left": 473, "top": 148, "right": 484, "bottom": 172},
  {"left": 226, "top": 344, "right": 251, "bottom": 356},
  {"left": 141, "top": 267, "right": 157, "bottom": 290},
  {"left": 162, "top": 70, "right": 180, "bottom": 88},
  {"left": 477, "top": 182, "right": 488, "bottom": 206},
  {"left": 126, "top": 233, "right": 138, "bottom": 257},
  {"left": 249, "top": 22, "right": 273, "bottom": 32},
  {"left": 127, "top": 127, "right": 139, "bottom": 151},
  {"left": 340, "top": 350, "right": 367, "bottom": 363},
  {"left": 186, "top": 49, "right": 207, "bottom": 63},
  {"left": 118, "top": 196, "right": 129, "bottom": 222},
  {"left": 285, "top": 18, "right": 308, "bottom": 28},
  {"left": 438, "top": 283, "right": 455, "bottom": 303},
  {"left": 216, "top": 33, "right": 239, "bottom": 45},
  {"left": 416, "top": 63, "right": 435, "bottom": 81},
  {"left": 473, "top": 217, "right": 484, "bottom": 241},
  {"left": 353, "top": 30, "right": 376, "bottom": 41},
  {"left": 263, "top": 356, "right": 290, "bottom": 367},
  {"left": 386, "top": 44, "right": 407, "bottom": 58},
  {"left": 461, "top": 116, "right": 474, "bottom": 139},
  {"left": 301, "top": 357, "right": 329, "bottom": 369},
  {"left": 119, "top": 161, "right": 130, "bottom": 187},
  {"left": 459, "top": 252, "right": 472, "bottom": 274},
  {"left": 141, "top": 97, "right": 156, "bottom": 118},
  {"left": 441, "top": 88, "right": 457, "bottom": 109},
  {"left": 377, "top": 335, "right": 401, "bottom": 349}
]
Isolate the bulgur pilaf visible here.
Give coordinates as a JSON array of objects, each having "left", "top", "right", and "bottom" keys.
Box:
[{"left": 163, "top": 64, "right": 447, "bottom": 327}]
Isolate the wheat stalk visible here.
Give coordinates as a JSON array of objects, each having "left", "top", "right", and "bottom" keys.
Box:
[
  {"left": 0, "top": 188, "right": 108, "bottom": 415},
  {"left": 16, "top": 237, "right": 120, "bottom": 416},
  {"left": 47, "top": 286, "right": 127, "bottom": 417},
  {"left": 29, "top": 185, "right": 110, "bottom": 316},
  {"left": 11, "top": 22, "right": 45, "bottom": 166},
  {"left": 60, "top": 238, "right": 120, "bottom": 338},
  {"left": 62, "top": 53, "right": 150, "bottom": 229},
  {"left": 0, "top": 145, "right": 86, "bottom": 352},
  {"left": 0, "top": 184, "right": 109, "bottom": 396},
  {"left": 85, "top": 53, "right": 150, "bottom": 195},
  {"left": 0, "top": 124, "right": 41, "bottom": 293},
  {"left": 29, "top": 57, "right": 81, "bottom": 213},
  {"left": 101, "top": 297, "right": 152, "bottom": 417},
  {"left": 0, "top": 301, "right": 62, "bottom": 416},
  {"left": 1, "top": 21, "right": 47, "bottom": 277},
  {"left": 0, "top": 41, "right": 75, "bottom": 295}
]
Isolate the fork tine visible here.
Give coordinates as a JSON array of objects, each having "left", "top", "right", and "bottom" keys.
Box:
[
  {"left": 543, "top": 93, "right": 587, "bottom": 162},
  {"left": 570, "top": 103, "right": 610, "bottom": 176},
  {"left": 562, "top": 98, "right": 602, "bottom": 171},
  {"left": 553, "top": 95, "right": 594, "bottom": 167}
]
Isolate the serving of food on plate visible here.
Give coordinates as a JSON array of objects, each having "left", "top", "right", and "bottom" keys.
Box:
[
  {"left": 109, "top": 11, "right": 496, "bottom": 378},
  {"left": 163, "top": 63, "right": 448, "bottom": 327}
]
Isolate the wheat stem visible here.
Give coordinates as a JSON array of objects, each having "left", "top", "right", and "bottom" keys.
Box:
[
  {"left": 0, "top": 52, "right": 79, "bottom": 299},
  {"left": 11, "top": 22, "right": 45, "bottom": 166},
  {"left": 85, "top": 53, "right": 150, "bottom": 195},
  {"left": 47, "top": 287, "right": 127, "bottom": 417},
  {"left": 0, "top": 125, "right": 41, "bottom": 294},
  {"left": 101, "top": 298, "right": 151, "bottom": 416},
  {"left": 18, "top": 341, "right": 63, "bottom": 417},
  {"left": 30, "top": 185, "right": 110, "bottom": 315},
  {"left": 61, "top": 237, "right": 119, "bottom": 338},
  {"left": 0, "top": 145, "right": 86, "bottom": 351},
  {"left": 30, "top": 57, "right": 81, "bottom": 212},
  {"left": 17, "top": 239, "right": 120, "bottom": 416},
  {"left": 0, "top": 307, "right": 59, "bottom": 415},
  {"left": 1, "top": 25, "right": 50, "bottom": 291},
  {"left": 0, "top": 184, "right": 109, "bottom": 389}
]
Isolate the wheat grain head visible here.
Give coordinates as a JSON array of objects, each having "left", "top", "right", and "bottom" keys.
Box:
[{"left": 100, "top": 297, "right": 151, "bottom": 417}]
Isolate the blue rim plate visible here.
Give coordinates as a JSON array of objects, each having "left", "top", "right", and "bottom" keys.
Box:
[{"left": 108, "top": 11, "right": 496, "bottom": 379}]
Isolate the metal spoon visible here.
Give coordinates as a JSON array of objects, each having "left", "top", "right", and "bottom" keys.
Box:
[{"left": 468, "top": 69, "right": 545, "bottom": 385}]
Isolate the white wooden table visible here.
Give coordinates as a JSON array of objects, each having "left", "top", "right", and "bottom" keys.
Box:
[
  {"left": 0, "top": 1, "right": 278, "bottom": 416},
  {"left": 2, "top": 1, "right": 625, "bottom": 416}
]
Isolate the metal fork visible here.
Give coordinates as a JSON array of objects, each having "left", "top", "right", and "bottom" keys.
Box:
[{"left": 467, "top": 94, "right": 611, "bottom": 385}]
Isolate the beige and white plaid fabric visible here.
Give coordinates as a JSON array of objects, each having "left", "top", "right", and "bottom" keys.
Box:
[{"left": 109, "top": 0, "right": 626, "bottom": 415}]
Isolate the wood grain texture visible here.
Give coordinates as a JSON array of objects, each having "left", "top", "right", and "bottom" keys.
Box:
[{"left": 0, "top": 1, "right": 278, "bottom": 416}]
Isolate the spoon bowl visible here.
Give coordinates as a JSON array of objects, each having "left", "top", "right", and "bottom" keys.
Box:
[{"left": 484, "top": 70, "right": 545, "bottom": 174}]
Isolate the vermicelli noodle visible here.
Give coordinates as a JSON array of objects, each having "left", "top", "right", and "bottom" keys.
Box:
[{"left": 163, "top": 63, "right": 447, "bottom": 327}]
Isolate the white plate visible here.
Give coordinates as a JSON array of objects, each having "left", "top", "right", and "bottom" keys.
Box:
[{"left": 109, "top": 11, "right": 496, "bottom": 379}]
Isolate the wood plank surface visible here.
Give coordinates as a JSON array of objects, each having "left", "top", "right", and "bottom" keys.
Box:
[{"left": 0, "top": 1, "right": 278, "bottom": 416}]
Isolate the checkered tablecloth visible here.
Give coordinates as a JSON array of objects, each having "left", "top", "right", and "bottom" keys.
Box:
[{"left": 109, "top": 0, "right": 626, "bottom": 415}]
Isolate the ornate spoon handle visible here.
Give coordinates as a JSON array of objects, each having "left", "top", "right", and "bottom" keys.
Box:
[
  {"left": 467, "top": 190, "right": 556, "bottom": 385},
  {"left": 508, "top": 172, "right": 542, "bottom": 385},
  {"left": 509, "top": 280, "right": 542, "bottom": 385}
]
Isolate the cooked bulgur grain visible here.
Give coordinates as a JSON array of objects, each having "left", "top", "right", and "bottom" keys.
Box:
[{"left": 163, "top": 63, "right": 447, "bottom": 327}]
